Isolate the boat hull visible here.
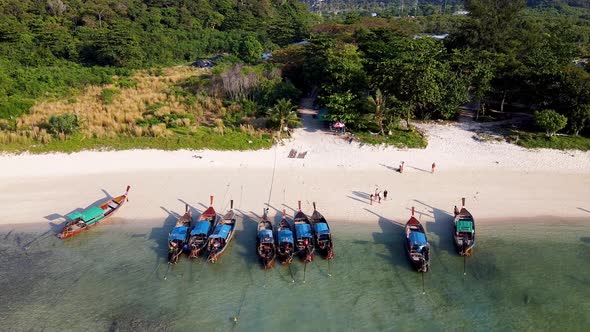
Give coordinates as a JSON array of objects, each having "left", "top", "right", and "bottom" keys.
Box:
[
  {"left": 207, "top": 231, "right": 234, "bottom": 263},
  {"left": 277, "top": 251, "right": 294, "bottom": 265},
  {"left": 404, "top": 216, "right": 430, "bottom": 273},
  {"left": 453, "top": 236, "right": 475, "bottom": 256},
  {"left": 58, "top": 193, "right": 128, "bottom": 239},
  {"left": 453, "top": 208, "right": 476, "bottom": 256}
]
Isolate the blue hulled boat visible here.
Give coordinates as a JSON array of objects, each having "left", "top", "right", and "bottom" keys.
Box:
[
  {"left": 168, "top": 204, "right": 192, "bottom": 264},
  {"left": 310, "top": 202, "right": 334, "bottom": 259},
  {"left": 294, "top": 201, "right": 314, "bottom": 262},
  {"left": 188, "top": 196, "right": 217, "bottom": 258},
  {"left": 404, "top": 207, "right": 430, "bottom": 273},
  {"left": 206, "top": 200, "right": 236, "bottom": 263},
  {"left": 277, "top": 209, "right": 295, "bottom": 265},
  {"left": 257, "top": 208, "right": 276, "bottom": 269}
]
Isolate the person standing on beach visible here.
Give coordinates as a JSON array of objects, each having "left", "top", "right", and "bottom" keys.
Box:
[
  {"left": 454, "top": 205, "right": 459, "bottom": 216},
  {"left": 374, "top": 188, "right": 381, "bottom": 204},
  {"left": 431, "top": 162, "right": 436, "bottom": 173},
  {"left": 383, "top": 190, "right": 388, "bottom": 201},
  {"left": 370, "top": 194, "right": 373, "bottom": 205},
  {"left": 399, "top": 161, "right": 404, "bottom": 173}
]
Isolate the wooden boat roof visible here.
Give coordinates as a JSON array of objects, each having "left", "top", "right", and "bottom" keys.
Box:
[
  {"left": 314, "top": 222, "right": 330, "bottom": 236},
  {"left": 259, "top": 229, "right": 274, "bottom": 242},
  {"left": 169, "top": 226, "right": 189, "bottom": 241},
  {"left": 82, "top": 206, "right": 104, "bottom": 222},
  {"left": 295, "top": 223, "right": 312, "bottom": 238},
  {"left": 210, "top": 224, "right": 232, "bottom": 239},
  {"left": 190, "top": 221, "right": 211, "bottom": 235}
]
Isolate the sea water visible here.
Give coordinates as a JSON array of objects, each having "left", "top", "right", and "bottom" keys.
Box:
[{"left": 0, "top": 215, "right": 588, "bottom": 331}]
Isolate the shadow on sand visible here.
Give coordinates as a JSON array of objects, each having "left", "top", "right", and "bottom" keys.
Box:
[
  {"left": 413, "top": 200, "right": 455, "bottom": 257},
  {"left": 347, "top": 191, "right": 371, "bottom": 205},
  {"left": 234, "top": 209, "right": 258, "bottom": 267},
  {"left": 366, "top": 209, "right": 412, "bottom": 272},
  {"left": 146, "top": 206, "right": 182, "bottom": 260},
  {"left": 379, "top": 163, "right": 400, "bottom": 172},
  {"left": 178, "top": 198, "right": 203, "bottom": 225},
  {"left": 408, "top": 166, "right": 430, "bottom": 173}
]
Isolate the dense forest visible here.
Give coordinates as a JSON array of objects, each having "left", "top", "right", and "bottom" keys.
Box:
[
  {"left": 286, "top": 0, "right": 590, "bottom": 145},
  {"left": 300, "top": 0, "right": 590, "bottom": 12},
  {"left": 0, "top": 0, "right": 312, "bottom": 119},
  {"left": 0, "top": 0, "right": 589, "bottom": 151}
]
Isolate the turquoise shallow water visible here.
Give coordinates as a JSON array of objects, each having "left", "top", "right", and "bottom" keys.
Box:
[{"left": 1, "top": 214, "right": 589, "bottom": 331}]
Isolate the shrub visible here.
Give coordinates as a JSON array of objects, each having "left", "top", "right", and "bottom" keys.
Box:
[
  {"left": 48, "top": 113, "right": 79, "bottom": 135},
  {"left": 534, "top": 109, "right": 568, "bottom": 137},
  {"left": 116, "top": 78, "right": 137, "bottom": 89},
  {"left": 0, "top": 97, "right": 34, "bottom": 119},
  {"left": 101, "top": 88, "right": 120, "bottom": 104}
]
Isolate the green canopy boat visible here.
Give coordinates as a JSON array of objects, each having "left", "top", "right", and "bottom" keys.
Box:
[{"left": 58, "top": 186, "right": 130, "bottom": 239}]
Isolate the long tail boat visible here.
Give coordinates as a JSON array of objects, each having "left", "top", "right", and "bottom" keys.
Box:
[
  {"left": 453, "top": 197, "right": 476, "bottom": 256},
  {"left": 256, "top": 208, "right": 276, "bottom": 269},
  {"left": 310, "top": 202, "right": 334, "bottom": 260},
  {"left": 188, "top": 196, "right": 217, "bottom": 258},
  {"left": 167, "top": 204, "right": 193, "bottom": 264},
  {"left": 404, "top": 207, "right": 430, "bottom": 273},
  {"left": 58, "top": 186, "right": 130, "bottom": 239},
  {"left": 207, "top": 200, "right": 236, "bottom": 263},
  {"left": 276, "top": 209, "right": 295, "bottom": 265},
  {"left": 294, "top": 201, "right": 314, "bottom": 262}
]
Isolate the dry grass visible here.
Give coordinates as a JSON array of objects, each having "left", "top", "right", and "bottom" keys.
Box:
[
  {"left": 0, "top": 65, "right": 275, "bottom": 152},
  {"left": 11, "top": 66, "right": 204, "bottom": 140}
]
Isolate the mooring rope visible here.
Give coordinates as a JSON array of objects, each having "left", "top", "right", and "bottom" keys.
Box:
[{"left": 266, "top": 143, "right": 279, "bottom": 206}]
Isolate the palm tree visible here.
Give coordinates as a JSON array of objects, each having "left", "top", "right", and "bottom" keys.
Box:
[
  {"left": 368, "top": 89, "right": 387, "bottom": 136},
  {"left": 267, "top": 99, "right": 301, "bottom": 138}
]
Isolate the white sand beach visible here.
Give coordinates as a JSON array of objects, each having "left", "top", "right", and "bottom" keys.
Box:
[{"left": 1, "top": 102, "right": 589, "bottom": 228}]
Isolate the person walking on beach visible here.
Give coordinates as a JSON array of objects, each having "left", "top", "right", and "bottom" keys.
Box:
[
  {"left": 383, "top": 190, "right": 388, "bottom": 201},
  {"left": 370, "top": 194, "right": 373, "bottom": 205},
  {"left": 399, "top": 161, "right": 405, "bottom": 173},
  {"left": 431, "top": 162, "right": 436, "bottom": 173}
]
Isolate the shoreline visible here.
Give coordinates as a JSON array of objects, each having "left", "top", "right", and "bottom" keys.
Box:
[
  {"left": 1, "top": 167, "right": 588, "bottom": 227},
  {"left": 1, "top": 215, "right": 588, "bottom": 234},
  {"left": 1, "top": 121, "right": 589, "bottom": 229}
]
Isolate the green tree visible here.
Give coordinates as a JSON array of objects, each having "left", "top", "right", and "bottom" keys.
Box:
[
  {"left": 237, "top": 35, "right": 263, "bottom": 64},
  {"left": 569, "top": 104, "right": 590, "bottom": 136},
  {"left": 367, "top": 89, "right": 388, "bottom": 135},
  {"left": 95, "top": 23, "right": 143, "bottom": 67},
  {"left": 559, "top": 65, "right": 590, "bottom": 135},
  {"left": 48, "top": 113, "right": 79, "bottom": 135},
  {"left": 267, "top": 98, "right": 300, "bottom": 138},
  {"left": 470, "top": 60, "right": 494, "bottom": 119},
  {"left": 304, "top": 36, "right": 366, "bottom": 96},
  {"left": 534, "top": 109, "right": 567, "bottom": 137},
  {"left": 323, "top": 91, "right": 360, "bottom": 127},
  {"left": 373, "top": 38, "right": 468, "bottom": 121}
]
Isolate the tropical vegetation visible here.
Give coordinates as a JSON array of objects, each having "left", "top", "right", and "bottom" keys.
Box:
[{"left": 0, "top": 0, "right": 589, "bottom": 152}]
